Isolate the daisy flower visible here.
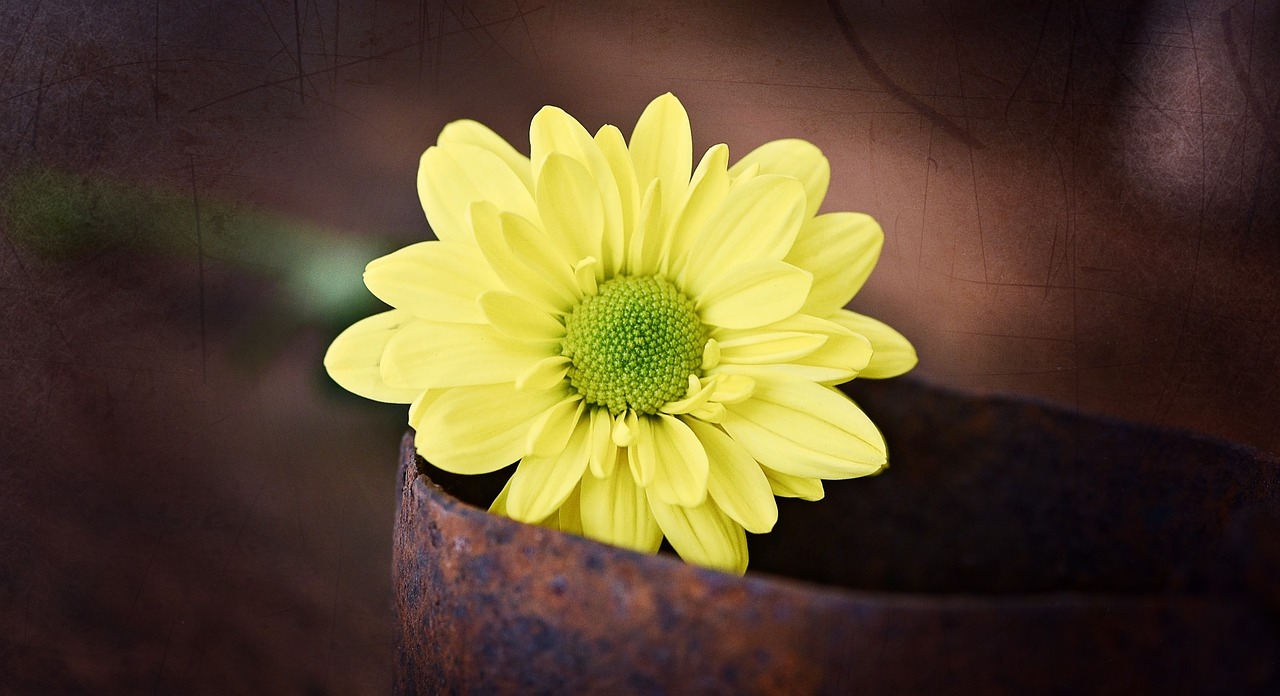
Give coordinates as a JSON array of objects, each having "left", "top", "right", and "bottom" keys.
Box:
[{"left": 325, "top": 93, "right": 916, "bottom": 574}]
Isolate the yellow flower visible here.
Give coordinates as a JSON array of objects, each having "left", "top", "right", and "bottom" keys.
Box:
[{"left": 325, "top": 93, "right": 916, "bottom": 574}]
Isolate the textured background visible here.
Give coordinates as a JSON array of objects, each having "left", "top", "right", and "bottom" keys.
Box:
[{"left": 2, "top": 0, "right": 1277, "bottom": 692}]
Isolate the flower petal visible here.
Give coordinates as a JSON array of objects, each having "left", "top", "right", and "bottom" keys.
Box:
[
  {"left": 536, "top": 153, "right": 606, "bottom": 275},
  {"left": 638, "top": 414, "right": 709, "bottom": 507},
  {"left": 716, "top": 331, "right": 828, "bottom": 365},
  {"left": 713, "top": 314, "right": 873, "bottom": 385},
  {"left": 530, "top": 107, "right": 625, "bottom": 275},
  {"left": 685, "top": 419, "right": 777, "bottom": 534},
  {"left": 626, "top": 438, "right": 650, "bottom": 487},
  {"left": 363, "top": 241, "right": 500, "bottom": 323},
  {"left": 489, "top": 477, "right": 564, "bottom": 530},
  {"left": 664, "top": 144, "right": 730, "bottom": 280},
  {"left": 588, "top": 407, "right": 617, "bottom": 478},
  {"left": 323, "top": 310, "right": 423, "bottom": 403},
  {"left": 381, "top": 320, "right": 551, "bottom": 389},
  {"left": 526, "top": 395, "right": 584, "bottom": 458},
  {"left": 720, "top": 376, "right": 886, "bottom": 479},
  {"left": 438, "top": 119, "right": 535, "bottom": 192},
  {"left": 488, "top": 476, "right": 512, "bottom": 515},
  {"left": 414, "top": 382, "right": 571, "bottom": 474},
  {"left": 595, "top": 124, "right": 641, "bottom": 262},
  {"left": 418, "top": 143, "right": 538, "bottom": 242},
  {"left": 647, "top": 495, "right": 748, "bottom": 575},
  {"left": 626, "top": 179, "right": 664, "bottom": 276},
  {"left": 629, "top": 93, "right": 692, "bottom": 215},
  {"left": 659, "top": 375, "right": 717, "bottom": 416},
  {"left": 715, "top": 362, "right": 855, "bottom": 386},
  {"left": 516, "top": 355, "right": 571, "bottom": 392},
  {"left": 507, "top": 410, "right": 592, "bottom": 522},
  {"left": 728, "top": 138, "right": 830, "bottom": 219},
  {"left": 408, "top": 388, "right": 445, "bottom": 425},
  {"left": 696, "top": 259, "right": 812, "bottom": 330},
  {"left": 478, "top": 291, "right": 565, "bottom": 342},
  {"left": 557, "top": 483, "right": 585, "bottom": 535},
  {"left": 787, "top": 212, "right": 883, "bottom": 316},
  {"left": 470, "top": 202, "right": 578, "bottom": 312},
  {"left": 681, "top": 175, "right": 806, "bottom": 295},
  {"left": 762, "top": 467, "right": 825, "bottom": 501},
  {"left": 579, "top": 457, "right": 663, "bottom": 554},
  {"left": 830, "top": 309, "right": 918, "bottom": 378}
]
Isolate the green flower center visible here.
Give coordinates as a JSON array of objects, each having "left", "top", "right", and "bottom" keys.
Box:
[{"left": 561, "top": 275, "right": 705, "bottom": 415}]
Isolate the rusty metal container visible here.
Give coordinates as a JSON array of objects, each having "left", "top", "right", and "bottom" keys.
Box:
[{"left": 392, "top": 378, "right": 1279, "bottom": 694}]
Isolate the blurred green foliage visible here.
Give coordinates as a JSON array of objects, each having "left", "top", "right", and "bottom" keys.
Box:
[{"left": 2, "top": 167, "right": 397, "bottom": 374}]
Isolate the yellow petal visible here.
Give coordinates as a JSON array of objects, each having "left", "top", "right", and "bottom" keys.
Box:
[
  {"left": 414, "top": 382, "right": 570, "bottom": 474},
  {"left": 536, "top": 153, "right": 606, "bottom": 275},
  {"left": 573, "top": 256, "right": 599, "bottom": 296},
  {"left": 686, "top": 419, "right": 777, "bottom": 534},
  {"left": 363, "top": 241, "right": 499, "bottom": 323},
  {"left": 697, "top": 259, "right": 812, "bottom": 330},
  {"left": 438, "top": 119, "right": 535, "bottom": 192},
  {"left": 659, "top": 375, "right": 717, "bottom": 415},
  {"left": 629, "top": 93, "right": 692, "bottom": 218},
  {"left": 664, "top": 144, "right": 730, "bottom": 280},
  {"left": 647, "top": 495, "right": 748, "bottom": 575},
  {"left": 626, "top": 179, "right": 664, "bottom": 276},
  {"left": 717, "top": 331, "right": 828, "bottom": 365},
  {"left": 588, "top": 407, "right": 617, "bottom": 478},
  {"left": 470, "top": 202, "right": 578, "bottom": 312},
  {"left": 488, "top": 476, "right": 512, "bottom": 516},
  {"left": 417, "top": 143, "right": 538, "bottom": 242},
  {"left": 557, "top": 483, "right": 584, "bottom": 535},
  {"left": 788, "top": 212, "right": 883, "bottom": 317},
  {"left": 762, "top": 467, "right": 825, "bottom": 501},
  {"left": 688, "top": 401, "right": 726, "bottom": 423},
  {"left": 497, "top": 210, "right": 582, "bottom": 309},
  {"left": 381, "top": 320, "right": 551, "bottom": 389},
  {"left": 515, "top": 355, "right": 571, "bottom": 391},
  {"left": 595, "top": 124, "right": 640, "bottom": 263},
  {"left": 681, "top": 175, "right": 806, "bottom": 296},
  {"left": 478, "top": 291, "right": 565, "bottom": 342},
  {"left": 710, "top": 373, "right": 755, "bottom": 404},
  {"left": 407, "top": 388, "right": 446, "bottom": 425},
  {"left": 624, "top": 416, "right": 650, "bottom": 485},
  {"left": 490, "top": 477, "right": 565, "bottom": 530},
  {"left": 579, "top": 459, "right": 663, "bottom": 554},
  {"left": 728, "top": 138, "right": 830, "bottom": 219},
  {"left": 720, "top": 376, "right": 886, "bottom": 479},
  {"left": 830, "top": 309, "right": 918, "bottom": 378},
  {"left": 701, "top": 338, "right": 721, "bottom": 370},
  {"left": 637, "top": 414, "right": 709, "bottom": 507},
  {"left": 526, "top": 395, "right": 584, "bottom": 458},
  {"left": 715, "top": 362, "right": 854, "bottom": 386},
  {"left": 507, "top": 411, "right": 592, "bottom": 522},
  {"left": 612, "top": 410, "right": 636, "bottom": 448},
  {"left": 323, "top": 310, "right": 423, "bottom": 403},
  {"left": 714, "top": 314, "right": 873, "bottom": 385},
  {"left": 530, "top": 107, "right": 625, "bottom": 274}
]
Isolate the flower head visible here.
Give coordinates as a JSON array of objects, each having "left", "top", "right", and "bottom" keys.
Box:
[{"left": 325, "top": 94, "right": 916, "bottom": 574}]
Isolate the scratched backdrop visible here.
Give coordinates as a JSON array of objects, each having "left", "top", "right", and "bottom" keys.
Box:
[{"left": 2, "top": 0, "right": 1278, "bottom": 693}]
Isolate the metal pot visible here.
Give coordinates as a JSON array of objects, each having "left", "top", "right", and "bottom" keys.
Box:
[{"left": 393, "top": 378, "right": 1279, "bottom": 694}]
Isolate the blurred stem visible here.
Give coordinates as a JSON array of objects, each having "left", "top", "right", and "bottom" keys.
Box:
[{"left": 2, "top": 167, "right": 396, "bottom": 370}]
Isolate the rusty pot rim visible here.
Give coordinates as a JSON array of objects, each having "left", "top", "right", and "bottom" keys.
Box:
[{"left": 399, "top": 431, "right": 1265, "bottom": 611}]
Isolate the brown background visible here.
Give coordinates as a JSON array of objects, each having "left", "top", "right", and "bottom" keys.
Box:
[{"left": 2, "top": 0, "right": 1277, "bottom": 692}]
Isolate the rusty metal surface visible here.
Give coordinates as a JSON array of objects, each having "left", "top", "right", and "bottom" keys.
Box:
[{"left": 394, "top": 377, "right": 1279, "bottom": 695}]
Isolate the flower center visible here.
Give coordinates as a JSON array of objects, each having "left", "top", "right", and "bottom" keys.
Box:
[{"left": 561, "top": 275, "right": 705, "bottom": 415}]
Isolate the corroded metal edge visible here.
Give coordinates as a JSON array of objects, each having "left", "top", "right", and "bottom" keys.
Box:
[{"left": 393, "top": 378, "right": 1280, "bottom": 695}]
